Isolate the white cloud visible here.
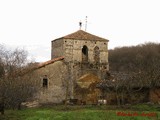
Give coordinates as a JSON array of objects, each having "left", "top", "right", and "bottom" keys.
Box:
[{"left": 26, "top": 45, "right": 51, "bottom": 62}]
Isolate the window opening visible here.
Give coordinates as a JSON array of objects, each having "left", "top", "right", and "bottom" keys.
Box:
[
  {"left": 43, "top": 75, "right": 48, "bottom": 88},
  {"left": 82, "top": 45, "right": 88, "bottom": 62}
]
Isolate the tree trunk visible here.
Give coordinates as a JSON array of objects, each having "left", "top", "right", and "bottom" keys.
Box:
[
  {"left": 18, "top": 103, "right": 21, "bottom": 110},
  {"left": 0, "top": 103, "right": 4, "bottom": 115},
  {"left": 116, "top": 91, "right": 120, "bottom": 106}
]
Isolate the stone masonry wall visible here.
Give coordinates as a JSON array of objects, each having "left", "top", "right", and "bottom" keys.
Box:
[
  {"left": 149, "top": 88, "right": 160, "bottom": 104},
  {"left": 51, "top": 39, "right": 64, "bottom": 59},
  {"left": 52, "top": 38, "right": 108, "bottom": 65},
  {"left": 63, "top": 39, "right": 108, "bottom": 64},
  {"left": 33, "top": 61, "right": 68, "bottom": 104},
  {"left": 50, "top": 38, "right": 109, "bottom": 102}
]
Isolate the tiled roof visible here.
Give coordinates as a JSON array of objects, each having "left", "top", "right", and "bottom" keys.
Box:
[
  {"left": 55, "top": 30, "right": 109, "bottom": 41},
  {"left": 37, "top": 56, "right": 64, "bottom": 68}
]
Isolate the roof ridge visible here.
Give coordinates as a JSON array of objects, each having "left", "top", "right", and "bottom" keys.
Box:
[
  {"left": 37, "top": 56, "right": 64, "bottom": 68},
  {"left": 54, "top": 30, "right": 109, "bottom": 41}
]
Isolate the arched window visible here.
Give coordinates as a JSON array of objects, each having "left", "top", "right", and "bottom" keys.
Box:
[
  {"left": 94, "top": 46, "right": 100, "bottom": 63},
  {"left": 82, "top": 45, "right": 88, "bottom": 62}
]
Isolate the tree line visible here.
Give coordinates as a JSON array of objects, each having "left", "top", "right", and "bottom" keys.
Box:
[
  {"left": 98, "top": 42, "right": 160, "bottom": 105},
  {"left": 109, "top": 42, "right": 160, "bottom": 86}
]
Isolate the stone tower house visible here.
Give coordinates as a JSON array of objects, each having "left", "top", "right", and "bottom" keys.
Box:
[
  {"left": 30, "top": 30, "right": 160, "bottom": 105},
  {"left": 51, "top": 30, "right": 109, "bottom": 99},
  {"left": 30, "top": 30, "right": 109, "bottom": 104}
]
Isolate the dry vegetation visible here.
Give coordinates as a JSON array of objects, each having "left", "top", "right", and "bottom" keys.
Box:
[
  {"left": 0, "top": 45, "right": 38, "bottom": 114},
  {"left": 98, "top": 42, "right": 160, "bottom": 105}
]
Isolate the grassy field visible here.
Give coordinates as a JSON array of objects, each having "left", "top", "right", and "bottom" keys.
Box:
[{"left": 0, "top": 104, "right": 160, "bottom": 120}]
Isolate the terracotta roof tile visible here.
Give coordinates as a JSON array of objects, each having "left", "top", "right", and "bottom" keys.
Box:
[
  {"left": 37, "top": 56, "right": 64, "bottom": 68},
  {"left": 55, "top": 30, "right": 109, "bottom": 41}
]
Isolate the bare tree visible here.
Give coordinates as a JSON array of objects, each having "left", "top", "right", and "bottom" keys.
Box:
[
  {"left": 0, "top": 45, "right": 38, "bottom": 114},
  {"left": 106, "top": 42, "right": 160, "bottom": 104}
]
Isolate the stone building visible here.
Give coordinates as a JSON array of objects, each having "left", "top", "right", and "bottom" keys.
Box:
[{"left": 32, "top": 30, "right": 109, "bottom": 104}]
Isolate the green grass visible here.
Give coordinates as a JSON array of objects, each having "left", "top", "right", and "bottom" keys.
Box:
[{"left": 0, "top": 105, "right": 160, "bottom": 120}]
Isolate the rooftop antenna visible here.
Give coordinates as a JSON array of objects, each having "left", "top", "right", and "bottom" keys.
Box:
[
  {"left": 85, "top": 16, "right": 88, "bottom": 31},
  {"left": 79, "top": 21, "right": 82, "bottom": 30}
]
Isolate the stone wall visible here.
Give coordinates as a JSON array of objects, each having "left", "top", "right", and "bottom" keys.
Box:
[
  {"left": 63, "top": 39, "right": 109, "bottom": 94},
  {"left": 51, "top": 38, "right": 109, "bottom": 80},
  {"left": 52, "top": 38, "right": 108, "bottom": 64},
  {"left": 51, "top": 39, "right": 64, "bottom": 59},
  {"left": 64, "top": 39, "right": 74, "bottom": 62},
  {"left": 49, "top": 37, "right": 109, "bottom": 104},
  {"left": 33, "top": 61, "right": 68, "bottom": 104},
  {"left": 63, "top": 39, "right": 108, "bottom": 64},
  {"left": 149, "top": 88, "right": 160, "bottom": 104}
]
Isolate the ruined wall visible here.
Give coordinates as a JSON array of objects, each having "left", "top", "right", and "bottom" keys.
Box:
[
  {"left": 52, "top": 38, "right": 108, "bottom": 64},
  {"left": 50, "top": 38, "right": 109, "bottom": 104},
  {"left": 33, "top": 61, "right": 68, "bottom": 104},
  {"left": 63, "top": 39, "right": 108, "bottom": 64},
  {"left": 149, "top": 88, "right": 160, "bottom": 104},
  {"left": 64, "top": 39, "right": 109, "bottom": 79},
  {"left": 63, "top": 39, "right": 74, "bottom": 62},
  {"left": 51, "top": 39, "right": 64, "bottom": 59},
  {"left": 74, "top": 74, "right": 101, "bottom": 104},
  {"left": 104, "top": 90, "right": 149, "bottom": 105},
  {"left": 51, "top": 38, "right": 109, "bottom": 79}
]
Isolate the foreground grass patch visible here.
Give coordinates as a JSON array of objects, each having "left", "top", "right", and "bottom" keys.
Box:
[{"left": 0, "top": 105, "right": 160, "bottom": 120}]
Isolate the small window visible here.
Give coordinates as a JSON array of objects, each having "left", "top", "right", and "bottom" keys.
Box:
[{"left": 43, "top": 78, "right": 48, "bottom": 88}]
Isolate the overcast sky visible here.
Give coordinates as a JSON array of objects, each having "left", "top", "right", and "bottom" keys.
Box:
[{"left": 0, "top": 0, "right": 160, "bottom": 62}]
